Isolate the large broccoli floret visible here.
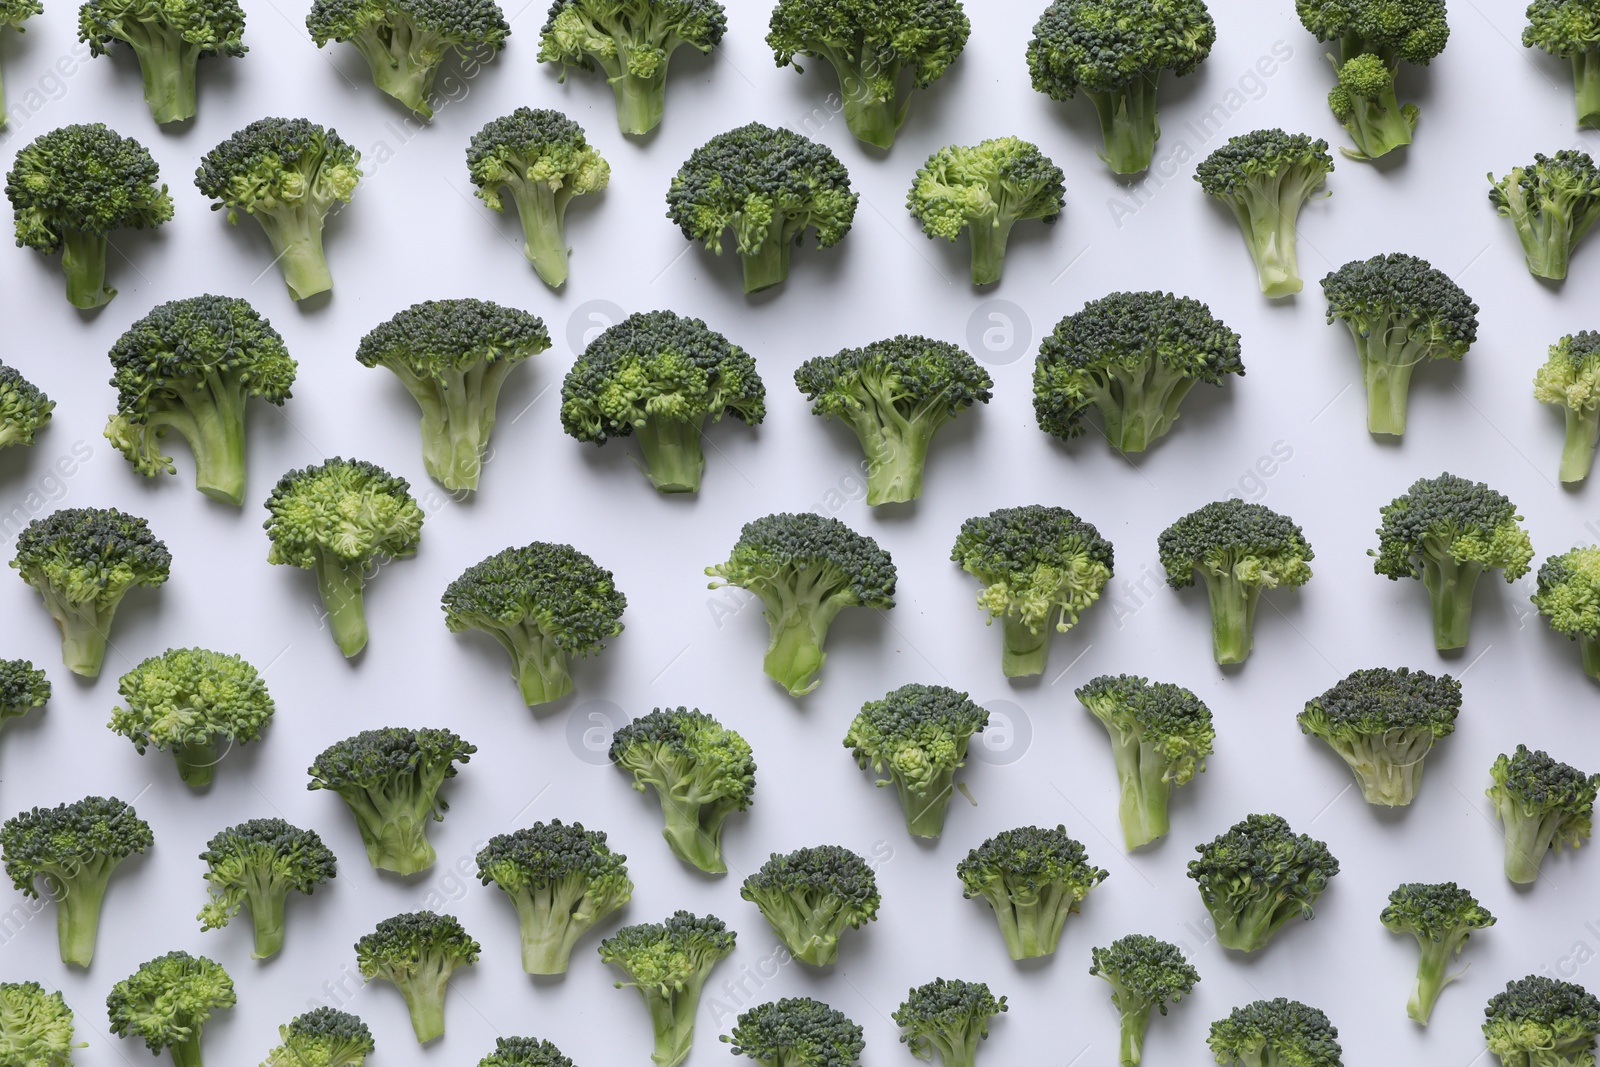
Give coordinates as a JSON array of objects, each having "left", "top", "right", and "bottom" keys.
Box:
[
  {"left": 1487, "top": 744, "right": 1598, "bottom": 885},
  {"left": 1489, "top": 150, "right": 1600, "bottom": 281},
  {"left": 0, "top": 361, "right": 53, "bottom": 449},
  {"left": 907, "top": 137, "right": 1064, "bottom": 285},
  {"left": 1371, "top": 472, "right": 1533, "bottom": 650},
  {"left": 197, "top": 818, "right": 336, "bottom": 960},
  {"left": 892, "top": 978, "right": 1005, "bottom": 1067},
  {"left": 666, "top": 123, "right": 858, "bottom": 293},
  {"left": 0, "top": 658, "right": 48, "bottom": 739},
  {"left": 1089, "top": 934, "right": 1199, "bottom": 1067},
  {"left": 739, "top": 845, "right": 879, "bottom": 966},
  {"left": 11, "top": 506, "right": 171, "bottom": 678},
  {"left": 795, "top": 336, "right": 992, "bottom": 506},
  {"left": 844, "top": 683, "right": 987, "bottom": 840},
  {"left": 477, "top": 1037, "right": 572, "bottom": 1067},
  {"left": 1208, "top": 998, "right": 1342, "bottom": 1067},
  {"left": 261, "top": 1008, "right": 373, "bottom": 1067},
  {"left": 1484, "top": 975, "right": 1600, "bottom": 1067},
  {"left": 194, "top": 118, "right": 362, "bottom": 301},
  {"left": 1027, "top": 0, "right": 1216, "bottom": 175},
  {"left": 560, "top": 309, "right": 765, "bottom": 494},
  {"left": 600, "top": 911, "right": 735, "bottom": 1067},
  {"left": 1298, "top": 666, "right": 1460, "bottom": 807},
  {"left": 0, "top": 981, "right": 84, "bottom": 1067},
  {"left": 724, "top": 998, "right": 863, "bottom": 1067},
  {"left": 1381, "top": 881, "right": 1495, "bottom": 1025},
  {"left": 6, "top": 123, "right": 172, "bottom": 309},
  {"left": 1534, "top": 546, "right": 1600, "bottom": 678},
  {"left": 608, "top": 707, "right": 754, "bottom": 874},
  {"left": 264, "top": 457, "right": 424, "bottom": 657},
  {"left": 1187, "top": 813, "right": 1339, "bottom": 953},
  {"left": 109, "top": 647, "right": 274, "bottom": 788},
  {"left": 357, "top": 298, "right": 549, "bottom": 492},
  {"left": 957, "top": 825, "right": 1107, "bottom": 960},
  {"left": 475, "top": 819, "right": 632, "bottom": 974},
  {"left": 706, "top": 512, "right": 895, "bottom": 696},
  {"left": 1526, "top": 0, "right": 1600, "bottom": 127},
  {"left": 0, "top": 0, "right": 42, "bottom": 124},
  {"left": 78, "top": 0, "right": 245, "bottom": 123},
  {"left": 355, "top": 911, "right": 479, "bottom": 1044},
  {"left": 307, "top": 727, "right": 476, "bottom": 875},
  {"left": 107, "top": 952, "right": 234, "bottom": 1067},
  {"left": 1535, "top": 331, "right": 1600, "bottom": 482}
]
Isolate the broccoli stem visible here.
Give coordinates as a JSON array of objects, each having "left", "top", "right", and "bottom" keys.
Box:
[
  {"left": 54, "top": 863, "right": 113, "bottom": 967},
  {"left": 1421, "top": 554, "right": 1483, "bottom": 651},
  {"left": 828, "top": 55, "right": 905, "bottom": 150},
  {"left": 1499, "top": 806, "right": 1565, "bottom": 884},
  {"left": 1561, "top": 406, "right": 1600, "bottom": 482},
  {"left": 1582, "top": 634, "right": 1600, "bottom": 681},
  {"left": 1204, "top": 571, "right": 1259, "bottom": 665},
  {"left": 895, "top": 771, "right": 956, "bottom": 839},
  {"left": 312, "top": 553, "right": 369, "bottom": 657},
  {"left": 1336, "top": 71, "right": 1415, "bottom": 161},
  {"left": 173, "top": 740, "right": 221, "bottom": 789},
  {"left": 482, "top": 625, "right": 572, "bottom": 706},
  {"left": 395, "top": 968, "right": 452, "bottom": 1043},
  {"left": 761, "top": 603, "right": 840, "bottom": 696},
  {"left": 1511, "top": 204, "right": 1574, "bottom": 280},
  {"left": 347, "top": 28, "right": 437, "bottom": 118},
  {"left": 1087, "top": 77, "right": 1160, "bottom": 176},
  {"left": 369, "top": 814, "right": 435, "bottom": 876},
  {"left": 166, "top": 1035, "right": 204, "bottom": 1067},
  {"left": 1208, "top": 895, "right": 1291, "bottom": 952},
  {"left": 182, "top": 399, "right": 249, "bottom": 505},
  {"left": 511, "top": 885, "right": 585, "bottom": 974},
  {"left": 658, "top": 796, "right": 726, "bottom": 874},
  {"left": 1408, "top": 935, "right": 1463, "bottom": 1024},
  {"left": 641, "top": 980, "right": 704, "bottom": 1067},
  {"left": 739, "top": 237, "right": 793, "bottom": 294},
  {"left": 982, "top": 885, "right": 1070, "bottom": 959},
  {"left": 1224, "top": 194, "right": 1303, "bottom": 297},
  {"left": 390, "top": 360, "right": 516, "bottom": 492},
  {"left": 1097, "top": 362, "right": 1196, "bottom": 452},
  {"left": 252, "top": 208, "right": 334, "bottom": 301},
  {"left": 611, "top": 72, "right": 668, "bottom": 136},
  {"left": 502, "top": 179, "right": 571, "bottom": 289},
  {"left": 1575, "top": 51, "right": 1600, "bottom": 129},
  {"left": 636, "top": 416, "right": 706, "bottom": 494},
  {"left": 860, "top": 427, "right": 932, "bottom": 505},
  {"left": 1328, "top": 731, "right": 1434, "bottom": 806},
  {"left": 243, "top": 876, "right": 289, "bottom": 959},
  {"left": 1109, "top": 733, "right": 1174, "bottom": 849},
  {"left": 35, "top": 588, "right": 117, "bottom": 678},
  {"left": 1359, "top": 347, "right": 1417, "bottom": 436},
  {"left": 134, "top": 40, "right": 201, "bottom": 124},
  {"left": 920, "top": 1027, "right": 983, "bottom": 1067},
  {"left": 60, "top": 229, "right": 113, "bottom": 309},
  {"left": 1000, "top": 616, "right": 1048, "bottom": 677},
  {"left": 1118, "top": 1001, "right": 1153, "bottom": 1066},
  {"left": 967, "top": 216, "right": 1014, "bottom": 286}
]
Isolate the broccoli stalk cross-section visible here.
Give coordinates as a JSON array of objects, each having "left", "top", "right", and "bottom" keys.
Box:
[
  {"left": 600, "top": 912, "right": 735, "bottom": 1067},
  {"left": 958, "top": 826, "right": 1107, "bottom": 960},
  {"left": 1380, "top": 882, "right": 1495, "bottom": 1025},
  {"left": 1487, "top": 745, "right": 1598, "bottom": 885},
  {"left": 356, "top": 911, "right": 480, "bottom": 1044},
  {"left": 1089, "top": 935, "right": 1199, "bottom": 1067}
]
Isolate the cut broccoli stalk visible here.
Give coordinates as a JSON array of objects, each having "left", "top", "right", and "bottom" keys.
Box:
[
  {"left": 1001, "top": 616, "right": 1049, "bottom": 678},
  {"left": 131, "top": 38, "right": 202, "bottom": 124},
  {"left": 1422, "top": 556, "right": 1482, "bottom": 651},
  {"left": 390, "top": 360, "right": 519, "bottom": 493},
  {"left": 1407, "top": 936, "right": 1461, "bottom": 1024},
  {"left": 1100, "top": 363, "right": 1197, "bottom": 452},
  {"left": 1205, "top": 573, "right": 1258, "bottom": 666},
  {"left": 613, "top": 71, "right": 668, "bottom": 137},
  {"left": 760, "top": 600, "right": 840, "bottom": 698},
  {"left": 54, "top": 861, "right": 115, "bottom": 967},
  {"left": 229, "top": 873, "right": 290, "bottom": 959},
  {"left": 348, "top": 800, "right": 434, "bottom": 877},
  {"left": 967, "top": 217, "right": 1013, "bottom": 287},
  {"left": 35, "top": 591, "right": 116, "bottom": 679},
  {"left": 1352, "top": 330, "right": 1429, "bottom": 436},
  {"left": 252, "top": 208, "right": 333, "bottom": 302},
  {"left": 345, "top": 33, "right": 437, "bottom": 118},
  {"left": 61, "top": 230, "right": 112, "bottom": 310},
  {"left": 173, "top": 740, "right": 223, "bottom": 788},
  {"left": 895, "top": 771, "right": 958, "bottom": 840},
  {"left": 1577, "top": 52, "right": 1600, "bottom": 128},
  {"left": 1333, "top": 75, "right": 1415, "bottom": 161},
  {"left": 312, "top": 552, "right": 369, "bottom": 658},
  {"left": 1106, "top": 728, "right": 1174, "bottom": 850},
  {"left": 1228, "top": 197, "right": 1301, "bottom": 298},
  {"left": 838, "top": 82, "right": 901, "bottom": 152},
  {"left": 1500, "top": 807, "right": 1568, "bottom": 885},
  {"left": 634, "top": 415, "right": 705, "bottom": 494},
  {"left": 1563, "top": 407, "right": 1600, "bottom": 482},
  {"left": 657, "top": 796, "right": 732, "bottom": 875},
  {"left": 488, "top": 626, "right": 572, "bottom": 706},
  {"left": 853, "top": 421, "right": 933, "bottom": 506},
  {"left": 510, "top": 889, "right": 583, "bottom": 974},
  {"left": 1087, "top": 77, "right": 1159, "bottom": 175},
  {"left": 500, "top": 180, "right": 570, "bottom": 289},
  {"left": 640, "top": 975, "right": 704, "bottom": 1067},
  {"left": 739, "top": 226, "right": 794, "bottom": 294}
]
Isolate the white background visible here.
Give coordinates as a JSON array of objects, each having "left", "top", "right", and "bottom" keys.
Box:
[{"left": 0, "top": 1, "right": 1596, "bottom": 1065}]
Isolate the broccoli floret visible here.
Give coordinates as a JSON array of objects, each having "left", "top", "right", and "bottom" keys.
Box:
[
  {"left": 1487, "top": 744, "right": 1598, "bottom": 885},
  {"left": 264, "top": 457, "right": 424, "bottom": 657},
  {"left": 706, "top": 512, "right": 895, "bottom": 696},
  {"left": 1324, "top": 53, "right": 1416, "bottom": 163},
  {"left": 442, "top": 542, "right": 626, "bottom": 706},
  {"left": 261, "top": 1008, "right": 373, "bottom": 1067},
  {"left": 1089, "top": 934, "right": 1199, "bottom": 1067},
  {"left": 907, "top": 137, "right": 1064, "bottom": 285},
  {"left": 599, "top": 911, "right": 735, "bottom": 1067},
  {"left": 307, "top": 0, "right": 507, "bottom": 118},
  {"left": 1076, "top": 675, "right": 1214, "bottom": 849},
  {"left": 1526, "top": 0, "right": 1600, "bottom": 127},
  {"left": 1032, "top": 290, "right": 1244, "bottom": 453},
  {"left": 356, "top": 298, "right": 550, "bottom": 492},
  {"left": 608, "top": 707, "right": 754, "bottom": 874},
  {"left": 355, "top": 911, "right": 479, "bottom": 1044},
  {"left": 78, "top": 0, "right": 245, "bottom": 124},
  {"left": 1534, "top": 546, "right": 1600, "bottom": 678},
  {"left": 1194, "top": 129, "right": 1334, "bottom": 298},
  {"left": 0, "top": 0, "right": 42, "bottom": 125},
  {"left": 197, "top": 818, "right": 336, "bottom": 960},
  {"left": 1027, "top": 0, "right": 1216, "bottom": 175},
  {"left": 106, "top": 951, "right": 234, "bottom": 1067},
  {"left": 475, "top": 819, "right": 632, "bottom": 974},
  {"left": 0, "top": 981, "right": 83, "bottom": 1067},
  {"left": 11, "top": 506, "right": 171, "bottom": 678},
  {"left": 844, "top": 683, "right": 987, "bottom": 840},
  {"left": 957, "top": 825, "right": 1107, "bottom": 960},
  {"left": 1187, "top": 813, "right": 1339, "bottom": 953},
  {"left": 0, "top": 362, "right": 53, "bottom": 449},
  {"left": 466, "top": 108, "right": 608, "bottom": 289},
  {"left": 307, "top": 727, "right": 475, "bottom": 875},
  {"left": 477, "top": 1037, "right": 572, "bottom": 1067},
  {"left": 794, "top": 336, "right": 992, "bottom": 506},
  {"left": 739, "top": 845, "right": 879, "bottom": 966},
  {"left": 1380, "top": 882, "right": 1495, "bottom": 1025},
  {"left": 109, "top": 647, "right": 274, "bottom": 788},
  {"left": 724, "top": 998, "right": 863, "bottom": 1067},
  {"left": 194, "top": 118, "right": 362, "bottom": 301},
  {"left": 1158, "top": 499, "right": 1314, "bottom": 665},
  {"left": 560, "top": 309, "right": 765, "bottom": 494},
  {"left": 1484, "top": 975, "right": 1600, "bottom": 1067},
  {"left": 1208, "top": 998, "right": 1342, "bottom": 1067},
  {"left": 1298, "top": 666, "right": 1460, "bottom": 807},
  {"left": 1371, "top": 472, "right": 1534, "bottom": 650},
  {"left": 1489, "top": 150, "right": 1600, "bottom": 281},
  {"left": 666, "top": 123, "right": 857, "bottom": 293},
  {"left": 892, "top": 978, "right": 1005, "bottom": 1067},
  {"left": 0, "top": 658, "right": 48, "bottom": 738},
  {"left": 1535, "top": 331, "right": 1600, "bottom": 482},
  {"left": 6, "top": 123, "right": 172, "bottom": 309}
]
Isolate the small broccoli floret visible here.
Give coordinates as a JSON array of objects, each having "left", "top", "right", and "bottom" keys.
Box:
[
  {"left": 11, "top": 506, "right": 171, "bottom": 678},
  {"left": 261, "top": 1008, "right": 373, "bottom": 1067},
  {"left": 307, "top": 727, "right": 475, "bottom": 875},
  {"left": 560, "top": 310, "right": 765, "bottom": 494},
  {"left": 844, "top": 683, "right": 987, "bottom": 840},
  {"left": 1487, "top": 744, "right": 1598, "bottom": 885},
  {"left": 109, "top": 647, "right": 274, "bottom": 788},
  {"left": 477, "top": 1037, "right": 572, "bottom": 1067},
  {"left": 6, "top": 123, "right": 172, "bottom": 309},
  {"left": 475, "top": 819, "right": 632, "bottom": 974},
  {"left": 106, "top": 951, "right": 234, "bottom": 1067},
  {"left": 1076, "top": 675, "right": 1214, "bottom": 849},
  {"left": 1208, "top": 998, "right": 1342, "bottom": 1067},
  {"left": 78, "top": 0, "right": 245, "bottom": 123},
  {"left": 1194, "top": 129, "right": 1334, "bottom": 297},
  {"left": 442, "top": 542, "right": 626, "bottom": 707},
  {"left": 739, "top": 845, "right": 880, "bottom": 966},
  {"left": 795, "top": 336, "right": 992, "bottom": 506},
  {"left": 197, "top": 818, "right": 336, "bottom": 960},
  {"left": 0, "top": 981, "right": 83, "bottom": 1067},
  {"left": 355, "top": 911, "right": 479, "bottom": 1045},
  {"left": 892, "top": 978, "right": 1005, "bottom": 1067},
  {"left": 1088, "top": 935, "right": 1199, "bottom": 1067},
  {"left": 0, "top": 362, "right": 53, "bottom": 449},
  {"left": 907, "top": 137, "right": 1064, "bottom": 285},
  {"left": 1298, "top": 666, "right": 1460, "bottom": 807},
  {"left": 1381, "top": 882, "right": 1495, "bottom": 1025},
  {"left": 1027, "top": 0, "right": 1216, "bottom": 175},
  {"left": 1535, "top": 331, "right": 1600, "bottom": 481},
  {"left": 194, "top": 118, "right": 361, "bottom": 301},
  {"left": 1187, "top": 813, "right": 1339, "bottom": 953},
  {"left": 1526, "top": 0, "right": 1600, "bottom": 127},
  {"left": 608, "top": 707, "right": 754, "bottom": 874},
  {"left": 0, "top": 658, "right": 48, "bottom": 738},
  {"left": 667, "top": 123, "right": 857, "bottom": 293},
  {"left": 724, "top": 998, "right": 863, "bottom": 1067},
  {"left": 706, "top": 512, "right": 895, "bottom": 696},
  {"left": 957, "top": 825, "right": 1106, "bottom": 960},
  {"left": 1484, "top": 975, "right": 1600, "bottom": 1067},
  {"left": 1325, "top": 53, "right": 1416, "bottom": 163},
  {"left": 1489, "top": 150, "right": 1600, "bottom": 281},
  {"left": 600, "top": 911, "right": 735, "bottom": 1067},
  {"left": 466, "top": 108, "right": 609, "bottom": 289},
  {"left": 1534, "top": 546, "right": 1600, "bottom": 678},
  {"left": 264, "top": 457, "right": 424, "bottom": 657},
  {"left": 356, "top": 299, "right": 549, "bottom": 492},
  {"left": 1372, "top": 472, "right": 1534, "bottom": 650},
  {"left": 0, "top": 0, "right": 42, "bottom": 124}
]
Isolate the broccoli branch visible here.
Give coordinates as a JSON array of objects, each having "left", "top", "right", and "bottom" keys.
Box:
[
  {"left": 60, "top": 229, "right": 112, "bottom": 310},
  {"left": 387, "top": 359, "right": 518, "bottom": 492},
  {"left": 1116, "top": 1000, "right": 1152, "bottom": 1067},
  {"left": 638, "top": 977, "right": 703, "bottom": 1067},
  {"left": 1576, "top": 51, "right": 1600, "bottom": 128},
  {"left": 1106, "top": 730, "right": 1175, "bottom": 850},
  {"left": 251, "top": 205, "right": 333, "bottom": 302},
  {"left": 1202, "top": 570, "right": 1259, "bottom": 666},
  {"left": 972, "top": 883, "right": 1071, "bottom": 960},
  {"left": 392, "top": 964, "right": 453, "bottom": 1043},
  {"left": 759, "top": 596, "right": 841, "bottom": 697},
  {"left": 634, "top": 415, "right": 706, "bottom": 494},
  {"left": 1497, "top": 804, "right": 1568, "bottom": 885},
  {"left": 344, "top": 25, "right": 442, "bottom": 118},
  {"left": 1562, "top": 406, "right": 1600, "bottom": 483},
  {"left": 1408, "top": 934, "right": 1467, "bottom": 1024},
  {"left": 33, "top": 587, "right": 116, "bottom": 679},
  {"left": 312, "top": 551, "right": 369, "bottom": 658},
  {"left": 119, "top": 26, "right": 203, "bottom": 124},
  {"left": 657, "top": 794, "right": 734, "bottom": 875},
  {"left": 508, "top": 880, "right": 590, "bottom": 974},
  {"left": 482, "top": 623, "right": 572, "bottom": 707},
  {"left": 499, "top": 178, "right": 571, "bottom": 288},
  {"left": 1421, "top": 552, "right": 1483, "bottom": 651},
  {"left": 49, "top": 859, "right": 116, "bottom": 967},
  {"left": 1349, "top": 325, "right": 1433, "bottom": 436},
  {"left": 339, "top": 790, "right": 437, "bottom": 877}
]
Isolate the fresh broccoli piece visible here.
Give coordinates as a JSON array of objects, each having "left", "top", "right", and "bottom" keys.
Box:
[
  {"left": 706, "top": 512, "right": 895, "bottom": 696},
  {"left": 11, "top": 506, "right": 171, "bottom": 678},
  {"left": 1194, "top": 129, "right": 1334, "bottom": 298},
  {"left": 1535, "top": 331, "right": 1600, "bottom": 482},
  {"left": 5, "top": 123, "right": 172, "bottom": 309},
  {"left": 106, "top": 951, "right": 234, "bottom": 1067},
  {"left": 1372, "top": 472, "right": 1534, "bottom": 650},
  {"left": 1380, "top": 882, "right": 1495, "bottom": 1025},
  {"left": 957, "top": 825, "right": 1107, "bottom": 960},
  {"left": 0, "top": 981, "right": 84, "bottom": 1067},
  {"left": 844, "top": 683, "right": 987, "bottom": 840},
  {"left": 194, "top": 118, "right": 361, "bottom": 301},
  {"left": 1484, "top": 975, "right": 1600, "bottom": 1067},
  {"left": 892, "top": 978, "right": 1005, "bottom": 1067},
  {"left": 538, "top": 0, "right": 726, "bottom": 135},
  {"left": 1208, "top": 998, "right": 1342, "bottom": 1067},
  {"left": 1089, "top": 935, "right": 1199, "bottom": 1067},
  {"left": 442, "top": 542, "right": 626, "bottom": 706},
  {"left": 1323, "top": 53, "right": 1414, "bottom": 163},
  {"left": 475, "top": 819, "right": 632, "bottom": 975},
  {"left": 263, "top": 457, "right": 424, "bottom": 657},
  {"left": 356, "top": 298, "right": 550, "bottom": 492},
  {"left": 1032, "top": 290, "right": 1244, "bottom": 453},
  {"left": 794, "top": 336, "right": 992, "bottom": 506},
  {"left": 1487, "top": 744, "right": 1598, "bottom": 885},
  {"left": 466, "top": 108, "right": 609, "bottom": 290},
  {"left": 724, "top": 998, "right": 863, "bottom": 1067},
  {"left": 1076, "top": 675, "right": 1215, "bottom": 849},
  {"left": 1489, "top": 150, "right": 1600, "bottom": 281},
  {"left": 1187, "top": 813, "right": 1339, "bottom": 953},
  {"left": 307, "top": 0, "right": 507, "bottom": 118},
  {"left": 109, "top": 647, "right": 274, "bottom": 788},
  {"left": 78, "top": 0, "right": 245, "bottom": 124},
  {"left": 599, "top": 911, "right": 735, "bottom": 1067},
  {"left": 307, "top": 727, "right": 475, "bottom": 875},
  {"left": 906, "top": 137, "right": 1064, "bottom": 285},
  {"left": 739, "top": 845, "right": 879, "bottom": 966},
  {"left": 1534, "top": 546, "right": 1600, "bottom": 678},
  {"left": 477, "top": 1037, "right": 572, "bottom": 1067},
  {"left": 1157, "top": 499, "right": 1314, "bottom": 665},
  {"left": 1526, "top": 0, "right": 1600, "bottom": 127},
  {"left": 608, "top": 707, "right": 754, "bottom": 874},
  {"left": 1027, "top": 0, "right": 1216, "bottom": 175},
  {"left": 355, "top": 912, "right": 479, "bottom": 1045},
  {"left": 261, "top": 1008, "right": 373, "bottom": 1067},
  {"left": 0, "top": 361, "right": 53, "bottom": 449},
  {"left": 1297, "top": 666, "right": 1459, "bottom": 807},
  {"left": 0, "top": 0, "right": 41, "bottom": 125},
  {"left": 666, "top": 123, "right": 857, "bottom": 293},
  {"left": 560, "top": 309, "right": 765, "bottom": 494},
  {"left": 197, "top": 818, "right": 336, "bottom": 960},
  {"left": 0, "top": 658, "right": 48, "bottom": 738}
]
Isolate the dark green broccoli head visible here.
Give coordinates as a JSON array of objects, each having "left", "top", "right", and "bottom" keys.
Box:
[
  {"left": 1195, "top": 128, "right": 1333, "bottom": 196},
  {"left": 106, "top": 951, "right": 235, "bottom": 1057},
  {"left": 1076, "top": 675, "right": 1215, "bottom": 783},
  {"left": 1526, "top": 0, "right": 1600, "bottom": 56},
  {"left": 109, "top": 648, "right": 275, "bottom": 787},
  {"left": 2, "top": 795, "right": 152, "bottom": 898},
  {"left": 1158, "top": 499, "right": 1314, "bottom": 591},
  {"left": 0, "top": 658, "right": 49, "bottom": 725},
  {"left": 1320, "top": 253, "right": 1479, "bottom": 361},
  {"left": 264, "top": 457, "right": 424, "bottom": 569},
  {"left": 1089, "top": 934, "right": 1199, "bottom": 1012},
  {"left": 709, "top": 512, "right": 896, "bottom": 609},
  {"left": 78, "top": 0, "right": 247, "bottom": 60},
  {"left": 308, "top": 0, "right": 508, "bottom": 47},
  {"left": 951, "top": 504, "right": 1115, "bottom": 638},
  {"left": 356, "top": 910, "right": 480, "bottom": 968},
  {"left": 1208, "top": 998, "right": 1342, "bottom": 1067},
  {"left": 465, "top": 107, "right": 610, "bottom": 211},
  {"left": 0, "top": 362, "right": 53, "bottom": 449},
  {"left": 1490, "top": 745, "right": 1599, "bottom": 834},
  {"left": 0, "top": 0, "right": 39, "bottom": 29},
  {"left": 1372, "top": 472, "right": 1533, "bottom": 582},
  {"left": 1534, "top": 546, "right": 1600, "bottom": 639},
  {"left": 1296, "top": 0, "right": 1449, "bottom": 63},
  {"left": 892, "top": 978, "right": 1006, "bottom": 1062},
  {"left": 0, "top": 981, "right": 81, "bottom": 1067},
  {"left": 198, "top": 818, "right": 337, "bottom": 926},
  {"left": 195, "top": 117, "right": 361, "bottom": 225},
  {"left": 599, "top": 910, "right": 736, "bottom": 987},
  {"left": 1489, "top": 150, "right": 1600, "bottom": 279},
  {"left": 1027, "top": 0, "right": 1216, "bottom": 98},
  {"left": 357, "top": 298, "right": 550, "bottom": 382},
  {"left": 264, "top": 1008, "right": 374, "bottom": 1067},
  {"left": 478, "top": 1036, "right": 573, "bottom": 1067},
  {"left": 6, "top": 123, "right": 173, "bottom": 249},
  {"left": 475, "top": 819, "right": 631, "bottom": 907},
  {"left": 309, "top": 727, "right": 475, "bottom": 799},
  {"left": 1187, "top": 814, "right": 1340, "bottom": 952},
  {"left": 958, "top": 824, "right": 1108, "bottom": 907},
  {"left": 608, "top": 707, "right": 756, "bottom": 809},
  {"left": 724, "top": 997, "right": 864, "bottom": 1067},
  {"left": 1484, "top": 976, "right": 1600, "bottom": 1065},
  {"left": 740, "top": 846, "right": 879, "bottom": 964},
  {"left": 1299, "top": 666, "right": 1460, "bottom": 741},
  {"left": 1381, "top": 881, "right": 1495, "bottom": 940}
]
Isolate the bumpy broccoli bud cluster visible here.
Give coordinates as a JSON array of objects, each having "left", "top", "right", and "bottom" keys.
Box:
[
  {"left": 1088, "top": 934, "right": 1200, "bottom": 1067},
  {"left": 1187, "top": 813, "right": 1339, "bottom": 952},
  {"left": 1380, "top": 881, "right": 1495, "bottom": 1025},
  {"left": 844, "top": 683, "right": 988, "bottom": 840},
  {"left": 1487, "top": 744, "right": 1599, "bottom": 885},
  {"left": 109, "top": 647, "right": 274, "bottom": 788},
  {"left": 958, "top": 825, "right": 1107, "bottom": 960},
  {"left": 78, "top": 0, "right": 246, "bottom": 123},
  {"left": 0, "top": 980, "right": 83, "bottom": 1067},
  {"left": 1525, "top": 0, "right": 1600, "bottom": 127},
  {"left": 198, "top": 818, "right": 337, "bottom": 960},
  {"left": 907, "top": 137, "right": 1065, "bottom": 285},
  {"left": 1489, "top": 150, "right": 1600, "bottom": 280},
  {"left": 0, "top": 0, "right": 41, "bottom": 119},
  {"left": 599, "top": 911, "right": 736, "bottom": 1067},
  {"left": 1208, "top": 998, "right": 1343, "bottom": 1067},
  {"left": 1298, "top": 666, "right": 1460, "bottom": 807},
  {"left": 892, "top": 977, "right": 1006, "bottom": 1067},
  {"left": 1533, "top": 545, "right": 1600, "bottom": 678},
  {"left": 740, "top": 845, "right": 880, "bottom": 966},
  {"left": 1483, "top": 975, "right": 1600, "bottom": 1067},
  {"left": 106, "top": 950, "right": 236, "bottom": 1067},
  {"left": 355, "top": 911, "right": 480, "bottom": 1044},
  {"left": 0, "top": 361, "right": 53, "bottom": 449},
  {"left": 1535, "top": 331, "right": 1600, "bottom": 482},
  {"left": 1194, "top": 129, "right": 1334, "bottom": 297},
  {"left": 262, "top": 1007, "right": 375, "bottom": 1067},
  {"left": 0, "top": 658, "right": 49, "bottom": 736},
  {"left": 477, "top": 1036, "right": 573, "bottom": 1067},
  {"left": 724, "top": 998, "right": 864, "bottom": 1067}
]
